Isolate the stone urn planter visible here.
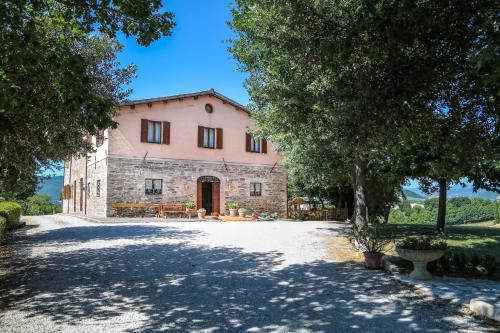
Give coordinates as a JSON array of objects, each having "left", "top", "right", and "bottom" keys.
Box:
[
  {"left": 363, "top": 252, "right": 384, "bottom": 269},
  {"left": 396, "top": 248, "right": 445, "bottom": 280},
  {"left": 238, "top": 208, "right": 247, "bottom": 218}
]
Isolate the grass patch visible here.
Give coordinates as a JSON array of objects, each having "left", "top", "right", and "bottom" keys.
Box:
[{"left": 378, "top": 221, "right": 500, "bottom": 258}]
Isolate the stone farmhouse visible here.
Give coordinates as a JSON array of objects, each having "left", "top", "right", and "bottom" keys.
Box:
[{"left": 61, "top": 89, "right": 287, "bottom": 217}]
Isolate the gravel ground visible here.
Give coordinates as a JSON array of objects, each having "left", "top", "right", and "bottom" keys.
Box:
[{"left": 0, "top": 215, "right": 494, "bottom": 332}]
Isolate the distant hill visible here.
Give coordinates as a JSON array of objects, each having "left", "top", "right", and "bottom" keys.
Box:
[
  {"left": 37, "top": 176, "right": 63, "bottom": 204},
  {"left": 403, "top": 182, "right": 498, "bottom": 201},
  {"left": 402, "top": 189, "right": 425, "bottom": 203}
]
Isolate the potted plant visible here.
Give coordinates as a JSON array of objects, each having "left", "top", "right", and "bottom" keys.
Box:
[
  {"left": 396, "top": 236, "right": 447, "bottom": 280},
  {"left": 185, "top": 201, "right": 196, "bottom": 217},
  {"left": 228, "top": 202, "right": 239, "bottom": 217},
  {"left": 238, "top": 207, "right": 247, "bottom": 218},
  {"left": 197, "top": 208, "right": 206, "bottom": 219},
  {"left": 350, "top": 225, "right": 392, "bottom": 269},
  {"left": 252, "top": 210, "right": 259, "bottom": 219}
]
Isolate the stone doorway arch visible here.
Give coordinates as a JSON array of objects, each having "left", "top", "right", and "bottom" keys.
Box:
[{"left": 197, "top": 176, "right": 220, "bottom": 215}]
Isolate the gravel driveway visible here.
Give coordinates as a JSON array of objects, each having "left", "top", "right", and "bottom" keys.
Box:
[{"left": 0, "top": 215, "right": 493, "bottom": 332}]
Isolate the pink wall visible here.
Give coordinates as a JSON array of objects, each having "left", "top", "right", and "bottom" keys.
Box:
[{"left": 109, "top": 95, "right": 281, "bottom": 165}]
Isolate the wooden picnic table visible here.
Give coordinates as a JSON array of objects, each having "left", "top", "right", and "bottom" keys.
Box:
[
  {"left": 112, "top": 203, "right": 147, "bottom": 217},
  {"left": 152, "top": 204, "right": 190, "bottom": 218}
]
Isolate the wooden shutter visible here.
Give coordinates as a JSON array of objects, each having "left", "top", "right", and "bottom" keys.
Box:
[
  {"left": 163, "top": 121, "right": 170, "bottom": 144},
  {"left": 216, "top": 128, "right": 223, "bottom": 149},
  {"left": 245, "top": 133, "right": 251, "bottom": 152},
  {"left": 198, "top": 126, "right": 204, "bottom": 147},
  {"left": 262, "top": 139, "right": 267, "bottom": 154},
  {"left": 141, "top": 119, "right": 148, "bottom": 142}
]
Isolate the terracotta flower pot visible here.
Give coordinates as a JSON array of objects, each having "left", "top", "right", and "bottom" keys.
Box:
[
  {"left": 252, "top": 211, "right": 259, "bottom": 219},
  {"left": 238, "top": 209, "right": 247, "bottom": 218},
  {"left": 363, "top": 252, "right": 384, "bottom": 269},
  {"left": 229, "top": 208, "right": 238, "bottom": 217},
  {"left": 197, "top": 211, "right": 206, "bottom": 219}
]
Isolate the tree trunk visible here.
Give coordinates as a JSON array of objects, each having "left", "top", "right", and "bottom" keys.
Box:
[
  {"left": 353, "top": 158, "right": 368, "bottom": 229},
  {"left": 437, "top": 178, "right": 447, "bottom": 232}
]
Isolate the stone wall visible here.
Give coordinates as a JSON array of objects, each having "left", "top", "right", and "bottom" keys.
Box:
[
  {"left": 61, "top": 155, "right": 107, "bottom": 216},
  {"left": 106, "top": 155, "right": 287, "bottom": 217},
  {"left": 85, "top": 158, "right": 108, "bottom": 216}
]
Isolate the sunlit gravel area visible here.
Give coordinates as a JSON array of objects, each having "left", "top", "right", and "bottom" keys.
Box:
[{"left": 0, "top": 215, "right": 494, "bottom": 332}]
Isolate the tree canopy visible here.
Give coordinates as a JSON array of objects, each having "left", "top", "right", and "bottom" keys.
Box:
[
  {"left": 0, "top": 1, "right": 174, "bottom": 198},
  {"left": 229, "top": 0, "right": 499, "bottom": 229}
]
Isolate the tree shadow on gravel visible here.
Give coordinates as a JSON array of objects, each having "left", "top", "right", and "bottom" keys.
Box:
[{"left": 0, "top": 225, "right": 489, "bottom": 333}]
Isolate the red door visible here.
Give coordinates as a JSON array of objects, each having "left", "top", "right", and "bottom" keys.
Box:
[{"left": 212, "top": 182, "right": 220, "bottom": 214}]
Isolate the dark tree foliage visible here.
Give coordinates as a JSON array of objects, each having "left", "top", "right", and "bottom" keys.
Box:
[
  {"left": 0, "top": 1, "right": 174, "bottom": 199},
  {"left": 229, "top": 0, "right": 499, "bottom": 228}
]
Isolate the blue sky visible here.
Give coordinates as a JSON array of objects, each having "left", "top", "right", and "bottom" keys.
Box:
[
  {"left": 118, "top": 0, "right": 249, "bottom": 104},
  {"left": 48, "top": 0, "right": 245, "bottom": 177}
]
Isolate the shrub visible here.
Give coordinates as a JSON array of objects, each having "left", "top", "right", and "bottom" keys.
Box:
[
  {"left": 390, "top": 198, "right": 496, "bottom": 225},
  {"left": 396, "top": 236, "right": 447, "bottom": 250},
  {"left": 350, "top": 225, "right": 393, "bottom": 254},
  {"left": 185, "top": 201, "right": 196, "bottom": 209},
  {"left": 428, "top": 251, "right": 498, "bottom": 277},
  {"left": 0, "top": 201, "right": 22, "bottom": 228},
  {"left": 424, "top": 197, "right": 439, "bottom": 210},
  {"left": 228, "top": 202, "right": 239, "bottom": 209},
  {"left": 399, "top": 200, "right": 412, "bottom": 216},
  {"left": 448, "top": 196, "right": 471, "bottom": 207},
  {"left": 21, "top": 194, "right": 61, "bottom": 216},
  {"left": 0, "top": 216, "right": 6, "bottom": 238}
]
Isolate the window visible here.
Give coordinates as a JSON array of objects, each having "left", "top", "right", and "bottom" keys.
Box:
[
  {"left": 87, "top": 182, "right": 91, "bottom": 197},
  {"left": 250, "top": 183, "right": 262, "bottom": 196},
  {"left": 250, "top": 138, "right": 261, "bottom": 153},
  {"left": 145, "top": 179, "right": 163, "bottom": 195},
  {"left": 96, "top": 129, "right": 105, "bottom": 147},
  {"left": 96, "top": 180, "right": 101, "bottom": 197},
  {"left": 203, "top": 127, "right": 215, "bottom": 148},
  {"left": 148, "top": 121, "right": 162, "bottom": 144}
]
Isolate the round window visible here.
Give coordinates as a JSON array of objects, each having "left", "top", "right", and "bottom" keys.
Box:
[{"left": 205, "top": 103, "right": 214, "bottom": 113}]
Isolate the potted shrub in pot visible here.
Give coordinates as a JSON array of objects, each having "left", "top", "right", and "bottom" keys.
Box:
[
  {"left": 197, "top": 208, "right": 206, "bottom": 219},
  {"left": 228, "top": 202, "right": 239, "bottom": 217},
  {"left": 185, "top": 201, "right": 196, "bottom": 217},
  {"left": 238, "top": 207, "right": 247, "bottom": 218},
  {"left": 252, "top": 210, "right": 259, "bottom": 219},
  {"left": 350, "top": 225, "right": 392, "bottom": 269},
  {"left": 396, "top": 236, "right": 447, "bottom": 280}
]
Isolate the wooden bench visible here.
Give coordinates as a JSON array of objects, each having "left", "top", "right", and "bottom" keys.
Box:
[
  {"left": 112, "top": 203, "right": 147, "bottom": 218},
  {"left": 154, "top": 204, "right": 188, "bottom": 218}
]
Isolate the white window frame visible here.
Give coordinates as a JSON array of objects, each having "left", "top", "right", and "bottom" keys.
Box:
[
  {"left": 250, "top": 138, "right": 261, "bottom": 153},
  {"left": 96, "top": 180, "right": 101, "bottom": 197},
  {"left": 250, "top": 182, "right": 262, "bottom": 196},
  {"left": 148, "top": 121, "right": 162, "bottom": 144},
  {"left": 145, "top": 178, "right": 163, "bottom": 195},
  {"left": 203, "top": 127, "right": 215, "bottom": 148}
]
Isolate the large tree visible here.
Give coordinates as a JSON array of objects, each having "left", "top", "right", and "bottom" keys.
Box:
[
  {"left": 0, "top": 1, "right": 174, "bottom": 198},
  {"left": 229, "top": 0, "right": 488, "bottom": 228}
]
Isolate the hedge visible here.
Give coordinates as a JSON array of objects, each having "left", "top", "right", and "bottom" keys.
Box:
[
  {"left": 0, "top": 201, "right": 22, "bottom": 229},
  {"left": 389, "top": 198, "right": 496, "bottom": 225},
  {"left": 0, "top": 216, "right": 6, "bottom": 238}
]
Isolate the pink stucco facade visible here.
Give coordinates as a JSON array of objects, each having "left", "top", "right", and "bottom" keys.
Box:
[
  {"left": 110, "top": 94, "right": 281, "bottom": 164},
  {"left": 62, "top": 90, "right": 287, "bottom": 217}
]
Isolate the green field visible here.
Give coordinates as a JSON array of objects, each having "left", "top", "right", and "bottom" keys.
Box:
[{"left": 380, "top": 221, "right": 500, "bottom": 258}]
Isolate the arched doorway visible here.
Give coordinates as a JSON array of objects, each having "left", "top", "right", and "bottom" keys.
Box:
[{"left": 197, "top": 176, "right": 220, "bottom": 215}]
